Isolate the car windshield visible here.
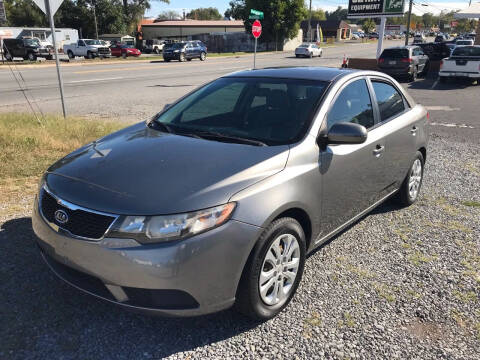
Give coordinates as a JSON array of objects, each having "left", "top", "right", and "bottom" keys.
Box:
[
  {"left": 170, "top": 43, "right": 186, "bottom": 49},
  {"left": 456, "top": 41, "right": 472, "bottom": 45},
  {"left": 298, "top": 44, "right": 310, "bottom": 48},
  {"left": 85, "top": 40, "right": 102, "bottom": 45},
  {"left": 381, "top": 49, "right": 408, "bottom": 58},
  {"left": 452, "top": 46, "right": 480, "bottom": 57},
  {"left": 153, "top": 77, "right": 328, "bottom": 145},
  {"left": 24, "top": 38, "right": 40, "bottom": 47}
]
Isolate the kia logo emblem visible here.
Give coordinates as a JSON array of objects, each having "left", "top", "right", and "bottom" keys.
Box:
[{"left": 54, "top": 209, "right": 69, "bottom": 224}]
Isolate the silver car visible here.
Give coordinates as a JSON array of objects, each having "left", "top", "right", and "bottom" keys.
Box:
[
  {"left": 33, "top": 67, "right": 428, "bottom": 320},
  {"left": 295, "top": 43, "right": 323, "bottom": 58}
]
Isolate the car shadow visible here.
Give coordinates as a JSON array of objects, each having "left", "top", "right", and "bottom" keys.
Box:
[
  {"left": 405, "top": 74, "right": 476, "bottom": 90},
  {"left": 0, "top": 217, "right": 259, "bottom": 359}
]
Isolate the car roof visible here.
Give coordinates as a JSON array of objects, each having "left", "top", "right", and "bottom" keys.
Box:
[
  {"left": 383, "top": 46, "right": 415, "bottom": 50},
  {"left": 223, "top": 67, "right": 357, "bottom": 82}
]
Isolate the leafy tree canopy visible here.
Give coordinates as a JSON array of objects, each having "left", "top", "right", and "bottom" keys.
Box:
[{"left": 187, "top": 7, "right": 223, "bottom": 20}]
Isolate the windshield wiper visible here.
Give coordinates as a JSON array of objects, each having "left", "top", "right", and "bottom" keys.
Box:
[
  {"left": 193, "top": 131, "right": 267, "bottom": 147},
  {"left": 148, "top": 121, "right": 174, "bottom": 134}
]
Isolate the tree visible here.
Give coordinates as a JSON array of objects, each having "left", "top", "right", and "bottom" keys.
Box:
[
  {"left": 325, "top": 6, "right": 347, "bottom": 22},
  {"left": 306, "top": 8, "right": 326, "bottom": 21},
  {"left": 187, "top": 7, "right": 223, "bottom": 20},
  {"left": 362, "top": 18, "right": 375, "bottom": 34},
  {"left": 224, "top": 0, "right": 307, "bottom": 47},
  {"left": 156, "top": 10, "right": 181, "bottom": 20},
  {"left": 4, "top": 0, "right": 46, "bottom": 27},
  {"left": 422, "top": 13, "right": 434, "bottom": 28}
]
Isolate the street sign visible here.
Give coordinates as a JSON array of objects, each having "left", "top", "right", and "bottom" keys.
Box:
[
  {"left": 0, "top": 1, "right": 7, "bottom": 23},
  {"left": 32, "top": 0, "right": 64, "bottom": 16},
  {"left": 249, "top": 14, "right": 263, "bottom": 20},
  {"left": 252, "top": 20, "right": 262, "bottom": 39},
  {"left": 250, "top": 9, "right": 264, "bottom": 16},
  {"left": 347, "top": 0, "right": 405, "bottom": 17}
]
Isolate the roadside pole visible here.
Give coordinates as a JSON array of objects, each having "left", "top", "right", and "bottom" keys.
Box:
[
  {"left": 405, "top": 0, "right": 413, "bottom": 46},
  {"left": 251, "top": 18, "right": 262, "bottom": 69},
  {"left": 254, "top": 37, "right": 257, "bottom": 69},
  {"left": 45, "top": 0, "right": 66, "bottom": 118},
  {"left": 377, "top": 16, "right": 386, "bottom": 59}
]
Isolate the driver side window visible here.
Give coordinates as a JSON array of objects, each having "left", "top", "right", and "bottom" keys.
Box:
[{"left": 327, "top": 79, "right": 374, "bottom": 130}]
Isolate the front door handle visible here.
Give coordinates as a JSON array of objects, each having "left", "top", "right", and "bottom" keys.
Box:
[
  {"left": 411, "top": 126, "right": 418, "bottom": 135},
  {"left": 373, "top": 145, "right": 385, "bottom": 157}
]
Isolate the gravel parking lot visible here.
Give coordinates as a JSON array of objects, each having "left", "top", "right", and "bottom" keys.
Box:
[{"left": 1, "top": 130, "right": 479, "bottom": 360}]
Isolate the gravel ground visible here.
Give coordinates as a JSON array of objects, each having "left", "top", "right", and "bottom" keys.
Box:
[{"left": 1, "top": 133, "right": 479, "bottom": 360}]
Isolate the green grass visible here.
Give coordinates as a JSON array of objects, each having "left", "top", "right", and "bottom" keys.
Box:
[
  {"left": 462, "top": 200, "right": 480, "bottom": 208},
  {"left": 0, "top": 113, "right": 126, "bottom": 209}
]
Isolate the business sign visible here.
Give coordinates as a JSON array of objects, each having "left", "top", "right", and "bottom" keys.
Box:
[
  {"left": 348, "top": 0, "right": 405, "bottom": 17},
  {"left": 0, "top": 1, "right": 7, "bottom": 23}
]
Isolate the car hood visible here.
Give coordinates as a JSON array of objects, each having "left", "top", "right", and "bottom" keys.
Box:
[{"left": 46, "top": 122, "right": 289, "bottom": 215}]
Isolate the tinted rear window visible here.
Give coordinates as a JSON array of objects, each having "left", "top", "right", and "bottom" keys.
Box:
[
  {"left": 380, "top": 49, "right": 409, "bottom": 58},
  {"left": 452, "top": 47, "right": 480, "bottom": 57}
]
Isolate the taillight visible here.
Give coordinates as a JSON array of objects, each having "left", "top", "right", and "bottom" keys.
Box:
[
  {"left": 426, "top": 112, "right": 430, "bottom": 121},
  {"left": 401, "top": 58, "right": 412, "bottom": 63},
  {"left": 440, "top": 60, "right": 444, "bottom": 69},
  {"left": 378, "top": 58, "right": 385, "bottom": 63}
]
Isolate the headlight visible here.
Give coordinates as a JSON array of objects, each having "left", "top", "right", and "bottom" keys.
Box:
[
  {"left": 108, "top": 203, "right": 236, "bottom": 244},
  {"left": 173, "top": 50, "right": 180, "bottom": 53}
]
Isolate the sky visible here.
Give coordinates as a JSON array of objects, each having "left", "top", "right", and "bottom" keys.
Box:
[{"left": 145, "top": 0, "right": 475, "bottom": 19}]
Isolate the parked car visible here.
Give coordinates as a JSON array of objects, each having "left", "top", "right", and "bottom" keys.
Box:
[
  {"left": 162, "top": 41, "right": 207, "bottom": 62},
  {"left": 2, "top": 37, "right": 53, "bottom": 61},
  {"left": 351, "top": 33, "right": 360, "bottom": 40},
  {"left": 434, "top": 34, "right": 447, "bottom": 43},
  {"left": 416, "top": 42, "right": 451, "bottom": 61},
  {"left": 295, "top": 43, "right": 323, "bottom": 58},
  {"left": 144, "top": 39, "right": 165, "bottom": 54},
  {"left": 413, "top": 34, "right": 426, "bottom": 44},
  {"left": 439, "top": 45, "right": 480, "bottom": 83},
  {"left": 368, "top": 32, "right": 379, "bottom": 39},
  {"left": 110, "top": 43, "right": 141, "bottom": 58},
  {"left": 378, "top": 46, "right": 430, "bottom": 82},
  {"left": 64, "top": 39, "right": 111, "bottom": 59},
  {"left": 33, "top": 67, "right": 428, "bottom": 320}
]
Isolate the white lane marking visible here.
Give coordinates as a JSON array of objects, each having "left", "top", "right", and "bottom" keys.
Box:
[
  {"left": 430, "top": 79, "right": 439, "bottom": 89},
  {"left": 69, "top": 77, "right": 124, "bottom": 83},
  {"left": 425, "top": 105, "right": 460, "bottom": 111},
  {"left": 430, "top": 122, "right": 474, "bottom": 129}
]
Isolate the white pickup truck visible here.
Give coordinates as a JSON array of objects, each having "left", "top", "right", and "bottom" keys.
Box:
[
  {"left": 439, "top": 45, "right": 480, "bottom": 83},
  {"left": 64, "top": 39, "right": 111, "bottom": 59}
]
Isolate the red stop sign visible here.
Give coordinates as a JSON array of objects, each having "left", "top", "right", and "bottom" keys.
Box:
[{"left": 252, "top": 20, "right": 262, "bottom": 39}]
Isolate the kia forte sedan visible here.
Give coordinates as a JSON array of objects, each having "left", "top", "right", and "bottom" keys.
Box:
[{"left": 33, "top": 67, "right": 428, "bottom": 320}]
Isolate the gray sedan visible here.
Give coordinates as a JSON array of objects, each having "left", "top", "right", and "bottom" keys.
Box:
[{"left": 33, "top": 67, "right": 428, "bottom": 320}]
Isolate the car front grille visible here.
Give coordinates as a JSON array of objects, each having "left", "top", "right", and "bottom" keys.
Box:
[
  {"left": 40, "top": 188, "right": 116, "bottom": 240},
  {"left": 98, "top": 47, "right": 110, "bottom": 55}
]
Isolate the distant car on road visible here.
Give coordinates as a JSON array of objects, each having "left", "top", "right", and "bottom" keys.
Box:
[
  {"left": 2, "top": 37, "right": 53, "bottom": 61},
  {"left": 455, "top": 39, "right": 474, "bottom": 47},
  {"left": 368, "top": 32, "right": 379, "bottom": 39},
  {"left": 64, "top": 39, "right": 111, "bottom": 59},
  {"left": 33, "top": 67, "right": 428, "bottom": 320},
  {"left": 434, "top": 34, "right": 447, "bottom": 43},
  {"left": 110, "top": 43, "right": 141, "bottom": 58},
  {"left": 378, "top": 46, "right": 429, "bottom": 82},
  {"left": 413, "top": 34, "right": 426, "bottom": 44},
  {"left": 439, "top": 45, "right": 480, "bottom": 83},
  {"left": 163, "top": 41, "right": 207, "bottom": 62},
  {"left": 295, "top": 43, "right": 323, "bottom": 58}
]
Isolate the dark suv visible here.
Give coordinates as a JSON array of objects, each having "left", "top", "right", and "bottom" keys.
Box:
[
  {"left": 163, "top": 41, "right": 207, "bottom": 62},
  {"left": 378, "top": 46, "right": 429, "bottom": 82},
  {"left": 2, "top": 38, "right": 53, "bottom": 61}
]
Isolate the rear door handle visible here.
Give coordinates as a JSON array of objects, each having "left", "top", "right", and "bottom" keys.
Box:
[
  {"left": 411, "top": 126, "right": 418, "bottom": 135},
  {"left": 373, "top": 145, "right": 385, "bottom": 157}
]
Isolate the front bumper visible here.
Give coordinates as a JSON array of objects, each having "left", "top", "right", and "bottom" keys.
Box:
[
  {"left": 439, "top": 71, "right": 480, "bottom": 79},
  {"left": 163, "top": 52, "right": 182, "bottom": 60},
  {"left": 32, "top": 198, "right": 262, "bottom": 316}
]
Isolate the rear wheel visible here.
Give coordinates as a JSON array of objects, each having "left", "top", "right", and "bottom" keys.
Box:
[
  {"left": 421, "top": 61, "right": 430, "bottom": 76},
  {"left": 122, "top": 52, "right": 127, "bottom": 59},
  {"left": 5, "top": 52, "right": 13, "bottom": 61},
  {"left": 154, "top": 48, "right": 160, "bottom": 54},
  {"left": 395, "top": 151, "right": 424, "bottom": 206},
  {"left": 200, "top": 52, "right": 206, "bottom": 61},
  {"left": 235, "top": 217, "right": 306, "bottom": 321},
  {"left": 86, "top": 51, "right": 94, "bottom": 59},
  {"left": 319, "top": 50, "right": 323, "bottom": 58},
  {"left": 409, "top": 67, "right": 418, "bottom": 82},
  {"left": 67, "top": 50, "right": 74, "bottom": 59},
  {"left": 26, "top": 52, "right": 37, "bottom": 61},
  {"left": 295, "top": 54, "right": 299, "bottom": 58},
  {"left": 309, "top": 52, "right": 313, "bottom": 58}
]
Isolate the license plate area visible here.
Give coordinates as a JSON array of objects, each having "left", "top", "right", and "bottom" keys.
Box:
[{"left": 456, "top": 60, "right": 468, "bottom": 66}]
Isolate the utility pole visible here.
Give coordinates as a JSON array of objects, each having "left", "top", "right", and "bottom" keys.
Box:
[
  {"left": 92, "top": 1, "right": 99, "bottom": 39},
  {"left": 405, "top": 0, "right": 413, "bottom": 46},
  {"left": 308, "top": 0, "right": 312, "bottom": 42}
]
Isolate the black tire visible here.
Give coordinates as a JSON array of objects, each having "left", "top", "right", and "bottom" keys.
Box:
[
  {"left": 179, "top": 53, "right": 186, "bottom": 62},
  {"left": 186, "top": 58, "right": 192, "bottom": 61},
  {"left": 122, "top": 52, "right": 127, "bottom": 59},
  {"left": 46, "top": 55, "right": 53, "bottom": 60},
  {"left": 200, "top": 52, "right": 206, "bottom": 61},
  {"left": 295, "top": 54, "right": 299, "bottom": 58},
  {"left": 395, "top": 151, "right": 425, "bottom": 207},
  {"left": 319, "top": 50, "right": 323, "bottom": 58},
  {"left": 309, "top": 52, "right": 313, "bottom": 58},
  {"left": 439, "top": 76, "right": 447, "bottom": 83},
  {"left": 154, "top": 48, "right": 160, "bottom": 54},
  {"left": 164, "top": 58, "right": 170, "bottom": 62},
  {"left": 235, "top": 217, "right": 306, "bottom": 321},
  {"left": 5, "top": 53, "right": 13, "bottom": 61},
  {"left": 67, "top": 50, "right": 74, "bottom": 59},
  {"left": 87, "top": 51, "right": 94, "bottom": 59},
  {"left": 421, "top": 61, "right": 430, "bottom": 76},
  {"left": 26, "top": 52, "right": 37, "bottom": 61}
]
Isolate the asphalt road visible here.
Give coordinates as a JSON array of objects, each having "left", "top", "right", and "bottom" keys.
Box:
[{"left": 0, "top": 38, "right": 478, "bottom": 142}]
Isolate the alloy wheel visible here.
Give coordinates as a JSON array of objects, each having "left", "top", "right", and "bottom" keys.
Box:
[
  {"left": 408, "top": 159, "right": 422, "bottom": 200},
  {"left": 259, "top": 234, "right": 300, "bottom": 306}
]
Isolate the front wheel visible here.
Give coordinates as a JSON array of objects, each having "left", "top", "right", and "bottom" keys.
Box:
[
  {"left": 309, "top": 52, "right": 313, "bottom": 58},
  {"left": 27, "top": 52, "right": 37, "bottom": 61},
  {"left": 67, "top": 50, "right": 74, "bottom": 59},
  {"left": 235, "top": 217, "right": 306, "bottom": 321},
  {"left": 409, "top": 67, "right": 418, "bottom": 82},
  {"left": 179, "top": 53, "right": 186, "bottom": 62},
  {"left": 395, "top": 151, "right": 424, "bottom": 206},
  {"left": 200, "top": 52, "right": 206, "bottom": 61},
  {"left": 87, "top": 51, "right": 94, "bottom": 59}
]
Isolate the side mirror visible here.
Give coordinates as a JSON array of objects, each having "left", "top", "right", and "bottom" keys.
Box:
[
  {"left": 163, "top": 103, "right": 171, "bottom": 111},
  {"left": 324, "top": 122, "right": 368, "bottom": 145}
]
